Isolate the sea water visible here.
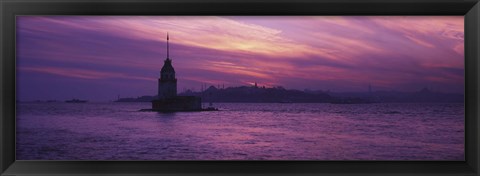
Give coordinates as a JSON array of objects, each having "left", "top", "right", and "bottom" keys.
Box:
[{"left": 16, "top": 102, "right": 464, "bottom": 160}]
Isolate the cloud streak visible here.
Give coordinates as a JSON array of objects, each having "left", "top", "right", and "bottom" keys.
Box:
[{"left": 19, "top": 66, "right": 154, "bottom": 81}]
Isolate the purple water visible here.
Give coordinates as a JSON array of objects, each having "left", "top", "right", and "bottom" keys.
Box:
[{"left": 16, "top": 102, "right": 464, "bottom": 160}]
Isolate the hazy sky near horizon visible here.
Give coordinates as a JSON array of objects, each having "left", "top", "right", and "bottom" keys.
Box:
[{"left": 17, "top": 16, "right": 464, "bottom": 101}]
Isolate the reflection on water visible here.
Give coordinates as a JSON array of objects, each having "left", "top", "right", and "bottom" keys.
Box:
[{"left": 16, "top": 102, "right": 464, "bottom": 160}]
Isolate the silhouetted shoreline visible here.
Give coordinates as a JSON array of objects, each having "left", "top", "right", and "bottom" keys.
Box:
[{"left": 113, "top": 86, "right": 463, "bottom": 104}]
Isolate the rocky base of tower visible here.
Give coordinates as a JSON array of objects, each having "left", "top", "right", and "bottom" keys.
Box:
[
  {"left": 139, "top": 107, "right": 218, "bottom": 112},
  {"left": 143, "top": 96, "right": 217, "bottom": 112}
]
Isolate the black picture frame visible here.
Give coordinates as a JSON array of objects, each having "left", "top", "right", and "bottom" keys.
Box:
[{"left": 1, "top": 0, "right": 479, "bottom": 175}]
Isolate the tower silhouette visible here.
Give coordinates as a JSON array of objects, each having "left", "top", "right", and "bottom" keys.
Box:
[
  {"left": 151, "top": 33, "right": 211, "bottom": 112},
  {"left": 158, "top": 33, "right": 177, "bottom": 99}
]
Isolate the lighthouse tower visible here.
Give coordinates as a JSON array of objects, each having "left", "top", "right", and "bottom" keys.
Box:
[
  {"left": 151, "top": 33, "right": 208, "bottom": 111},
  {"left": 158, "top": 33, "right": 177, "bottom": 99}
]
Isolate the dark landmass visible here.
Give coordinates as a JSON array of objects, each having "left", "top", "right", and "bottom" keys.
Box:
[
  {"left": 65, "top": 99, "right": 88, "bottom": 103},
  {"left": 328, "top": 87, "right": 463, "bottom": 103},
  {"left": 116, "top": 86, "right": 332, "bottom": 103},
  {"left": 188, "top": 86, "right": 332, "bottom": 103},
  {"left": 115, "top": 86, "right": 463, "bottom": 104}
]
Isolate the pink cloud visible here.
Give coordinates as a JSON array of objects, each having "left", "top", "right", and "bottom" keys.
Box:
[{"left": 404, "top": 35, "right": 436, "bottom": 48}]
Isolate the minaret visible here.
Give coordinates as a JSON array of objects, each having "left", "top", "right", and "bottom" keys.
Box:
[{"left": 158, "top": 33, "right": 177, "bottom": 99}]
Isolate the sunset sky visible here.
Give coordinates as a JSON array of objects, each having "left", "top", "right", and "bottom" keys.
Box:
[{"left": 16, "top": 16, "right": 464, "bottom": 101}]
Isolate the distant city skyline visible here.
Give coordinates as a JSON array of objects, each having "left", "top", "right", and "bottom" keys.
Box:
[{"left": 17, "top": 16, "right": 464, "bottom": 101}]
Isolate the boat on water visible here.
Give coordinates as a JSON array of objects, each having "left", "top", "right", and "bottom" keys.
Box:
[{"left": 65, "top": 99, "right": 88, "bottom": 103}]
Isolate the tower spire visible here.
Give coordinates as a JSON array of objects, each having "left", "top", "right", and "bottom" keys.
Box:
[{"left": 167, "top": 32, "right": 169, "bottom": 59}]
